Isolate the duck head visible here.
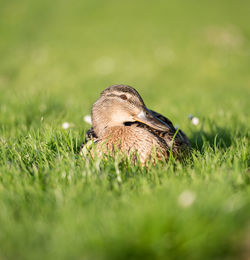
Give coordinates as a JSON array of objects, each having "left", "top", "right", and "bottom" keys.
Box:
[{"left": 91, "top": 85, "right": 171, "bottom": 137}]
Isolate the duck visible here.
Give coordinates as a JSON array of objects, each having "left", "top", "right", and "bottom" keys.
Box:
[{"left": 80, "top": 85, "right": 190, "bottom": 165}]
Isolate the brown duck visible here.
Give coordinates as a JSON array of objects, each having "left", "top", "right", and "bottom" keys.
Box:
[{"left": 80, "top": 85, "right": 190, "bottom": 164}]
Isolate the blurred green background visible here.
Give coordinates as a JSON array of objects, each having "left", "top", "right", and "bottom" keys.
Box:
[
  {"left": 0, "top": 0, "right": 249, "bottom": 259},
  {"left": 1, "top": 0, "right": 249, "bottom": 128}
]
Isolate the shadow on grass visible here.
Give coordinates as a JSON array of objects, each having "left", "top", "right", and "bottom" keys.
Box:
[
  {"left": 189, "top": 126, "right": 233, "bottom": 153},
  {"left": 188, "top": 116, "right": 248, "bottom": 153}
]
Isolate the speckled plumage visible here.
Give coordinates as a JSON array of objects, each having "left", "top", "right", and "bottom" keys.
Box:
[
  {"left": 80, "top": 85, "right": 190, "bottom": 165},
  {"left": 96, "top": 125, "right": 169, "bottom": 163}
]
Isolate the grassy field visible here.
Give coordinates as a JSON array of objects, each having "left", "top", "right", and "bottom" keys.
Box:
[{"left": 0, "top": 0, "right": 249, "bottom": 259}]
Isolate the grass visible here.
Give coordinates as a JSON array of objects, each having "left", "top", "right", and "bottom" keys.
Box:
[{"left": 0, "top": 0, "right": 249, "bottom": 259}]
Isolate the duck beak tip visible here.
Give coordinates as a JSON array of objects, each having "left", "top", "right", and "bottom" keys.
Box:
[{"left": 134, "top": 109, "right": 170, "bottom": 131}]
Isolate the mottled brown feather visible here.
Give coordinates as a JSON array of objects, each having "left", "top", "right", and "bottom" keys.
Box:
[{"left": 80, "top": 85, "right": 190, "bottom": 164}]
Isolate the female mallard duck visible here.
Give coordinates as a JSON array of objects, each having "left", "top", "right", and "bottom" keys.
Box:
[{"left": 80, "top": 85, "right": 190, "bottom": 164}]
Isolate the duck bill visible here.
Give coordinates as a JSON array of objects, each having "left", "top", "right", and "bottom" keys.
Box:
[{"left": 134, "top": 109, "right": 170, "bottom": 131}]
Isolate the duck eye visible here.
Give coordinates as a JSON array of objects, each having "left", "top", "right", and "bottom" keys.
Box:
[{"left": 120, "top": 94, "right": 127, "bottom": 100}]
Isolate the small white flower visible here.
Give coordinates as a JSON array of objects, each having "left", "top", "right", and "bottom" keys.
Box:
[
  {"left": 62, "top": 122, "right": 70, "bottom": 129},
  {"left": 188, "top": 114, "right": 199, "bottom": 125},
  {"left": 178, "top": 190, "right": 196, "bottom": 208},
  {"left": 84, "top": 115, "right": 92, "bottom": 125},
  {"left": 192, "top": 117, "right": 199, "bottom": 125}
]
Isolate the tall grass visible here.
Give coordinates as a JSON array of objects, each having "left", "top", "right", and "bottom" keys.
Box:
[{"left": 0, "top": 0, "right": 249, "bottom": 259}]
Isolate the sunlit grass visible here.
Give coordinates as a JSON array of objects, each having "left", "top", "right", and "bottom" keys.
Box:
[{"left": 0, "top": 0, "right": 249, "bottom": 259}]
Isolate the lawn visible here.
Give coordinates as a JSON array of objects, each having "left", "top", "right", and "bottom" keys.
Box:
[{"left": 0, "top": 0, "right": 249, "bottom": 259}]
